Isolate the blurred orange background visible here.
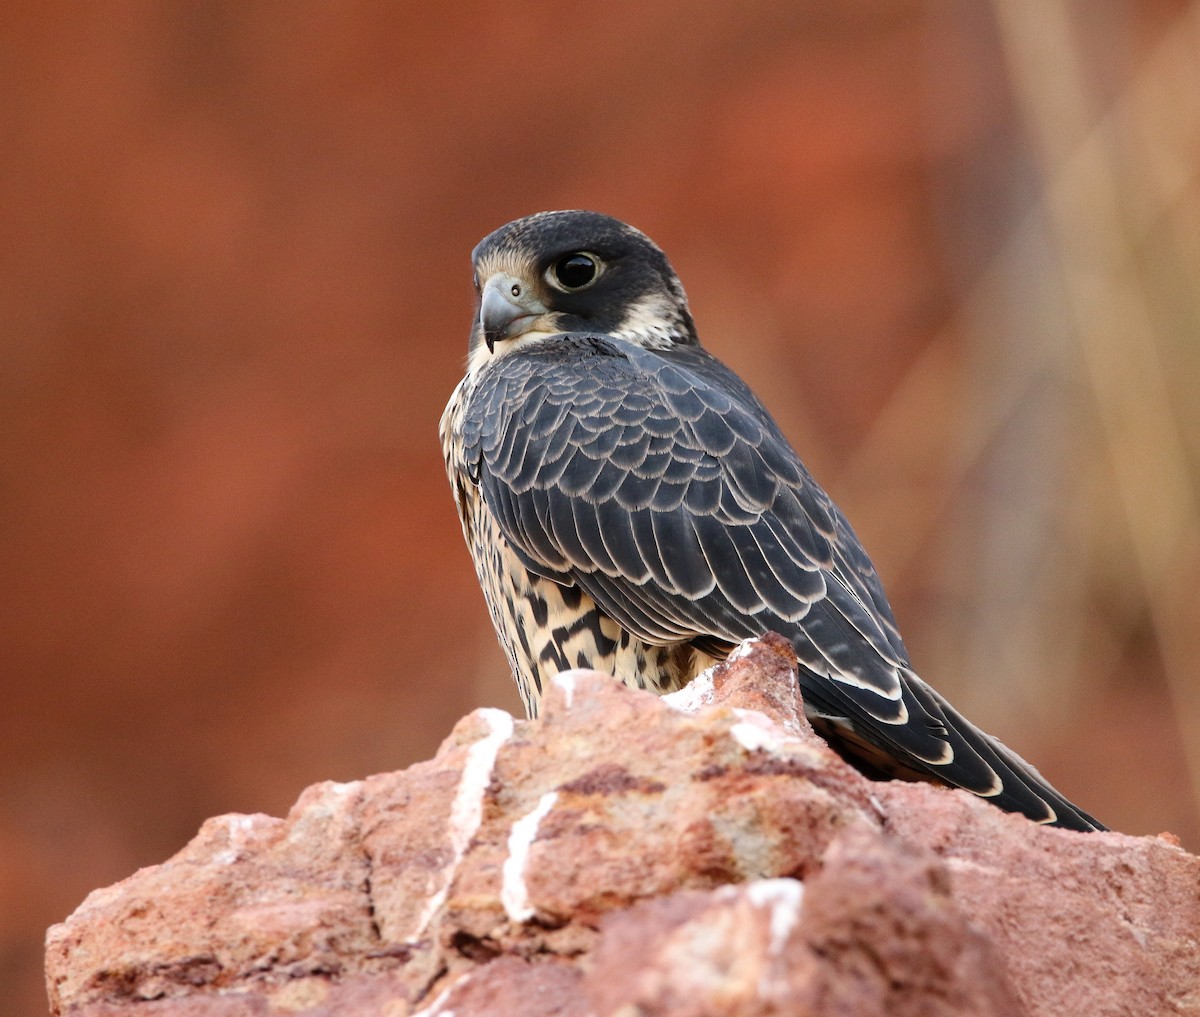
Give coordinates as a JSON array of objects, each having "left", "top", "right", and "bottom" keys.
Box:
[{"left": 3, "top": 3, "right": 1199, "bottom": 1014}]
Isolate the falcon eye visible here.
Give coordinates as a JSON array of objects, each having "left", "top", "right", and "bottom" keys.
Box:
[{"left": 549, "top": 253, "right": 599, "bottom": 291}]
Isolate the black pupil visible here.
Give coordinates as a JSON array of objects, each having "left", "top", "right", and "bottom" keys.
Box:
[{"left": 555, "top": 254, "right": 596, "bottom": 289}]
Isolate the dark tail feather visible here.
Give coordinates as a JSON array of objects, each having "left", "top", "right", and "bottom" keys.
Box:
[
  {"left": 808, "top": 669, "right": 1106, "bottom": 833},
  {"left": 906, "top": 675, "right": 1105, "bottom": 831}
]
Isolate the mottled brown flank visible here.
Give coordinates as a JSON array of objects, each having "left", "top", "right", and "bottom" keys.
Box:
[{"left": 441, "top": 374, "right": 714, "bottom": 718}]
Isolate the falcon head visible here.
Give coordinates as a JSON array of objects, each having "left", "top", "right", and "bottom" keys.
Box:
[{"left": 469, "top": 211, "right": 698, "bottom": 362}]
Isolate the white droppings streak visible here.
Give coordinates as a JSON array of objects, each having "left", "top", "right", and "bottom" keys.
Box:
[
  {"left": 729, "top": 708, "right": 784, "bottom": 754},
  {"left": 501, "top": 790, "right": 559, "bottom": 923},
  {"left": 415, "top": 708, "right": 514, "bottom": 934},
  {"left": 408, "top": 982, "right": 456, "bottom": 1017},
  {"left": 745, "top": 878, "right": 805, "bottom": 957},
  {"left": 944, "top": 856, "right": 1004, "bottom": 878},
  {"left": 725, "top": 638, "right": 761, "bottom": 664},
  {"left": 664, "top": 637, "right": 764, "bottom": 714},
  {"left": 214, "top": 814, "right": 259, "bottom": 865},
  {"left": 550, "top": 669, "right": 586, "bottom": 709},
  {"left": 663, "top": 666, "right": 716, "bottom": 713}
]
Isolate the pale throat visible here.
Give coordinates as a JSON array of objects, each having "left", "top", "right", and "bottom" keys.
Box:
[{"left": 466, "top": 329, "right": 562, "bottom": 378}]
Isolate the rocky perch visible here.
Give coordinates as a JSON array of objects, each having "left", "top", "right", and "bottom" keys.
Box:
[{"left": 45, "top": 635, "right": 1199, "bottom": 1017}]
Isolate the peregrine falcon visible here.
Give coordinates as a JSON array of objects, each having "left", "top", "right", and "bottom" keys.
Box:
[{"left": 440, "top": 210, "right": 1104, "bottom": 832}]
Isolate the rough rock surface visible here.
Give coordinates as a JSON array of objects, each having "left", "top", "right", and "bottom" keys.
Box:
[{"left": 45, "top": 635, "right": 1200, "bottom": 1017}]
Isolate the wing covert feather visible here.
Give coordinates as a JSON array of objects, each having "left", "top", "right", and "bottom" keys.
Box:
[{"left": 466, "top": 336, "right": 898, "bottom": 667}]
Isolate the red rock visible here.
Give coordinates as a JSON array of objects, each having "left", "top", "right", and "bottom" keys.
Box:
[
  {"left": 586, "top": 832, "right": 1023, "bottom": 1017},
  {"left": 45, "top": 638, "right": 1200, "bottom": 1017}
]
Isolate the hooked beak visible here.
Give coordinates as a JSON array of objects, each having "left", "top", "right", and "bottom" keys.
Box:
[{"left": 479, "top": 274, "right": 548, "bottom": 353}]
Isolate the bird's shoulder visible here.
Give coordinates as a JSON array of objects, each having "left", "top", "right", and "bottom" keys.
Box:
[{"left": 462, "top": 334, "right": 809, "bottom": 500}]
